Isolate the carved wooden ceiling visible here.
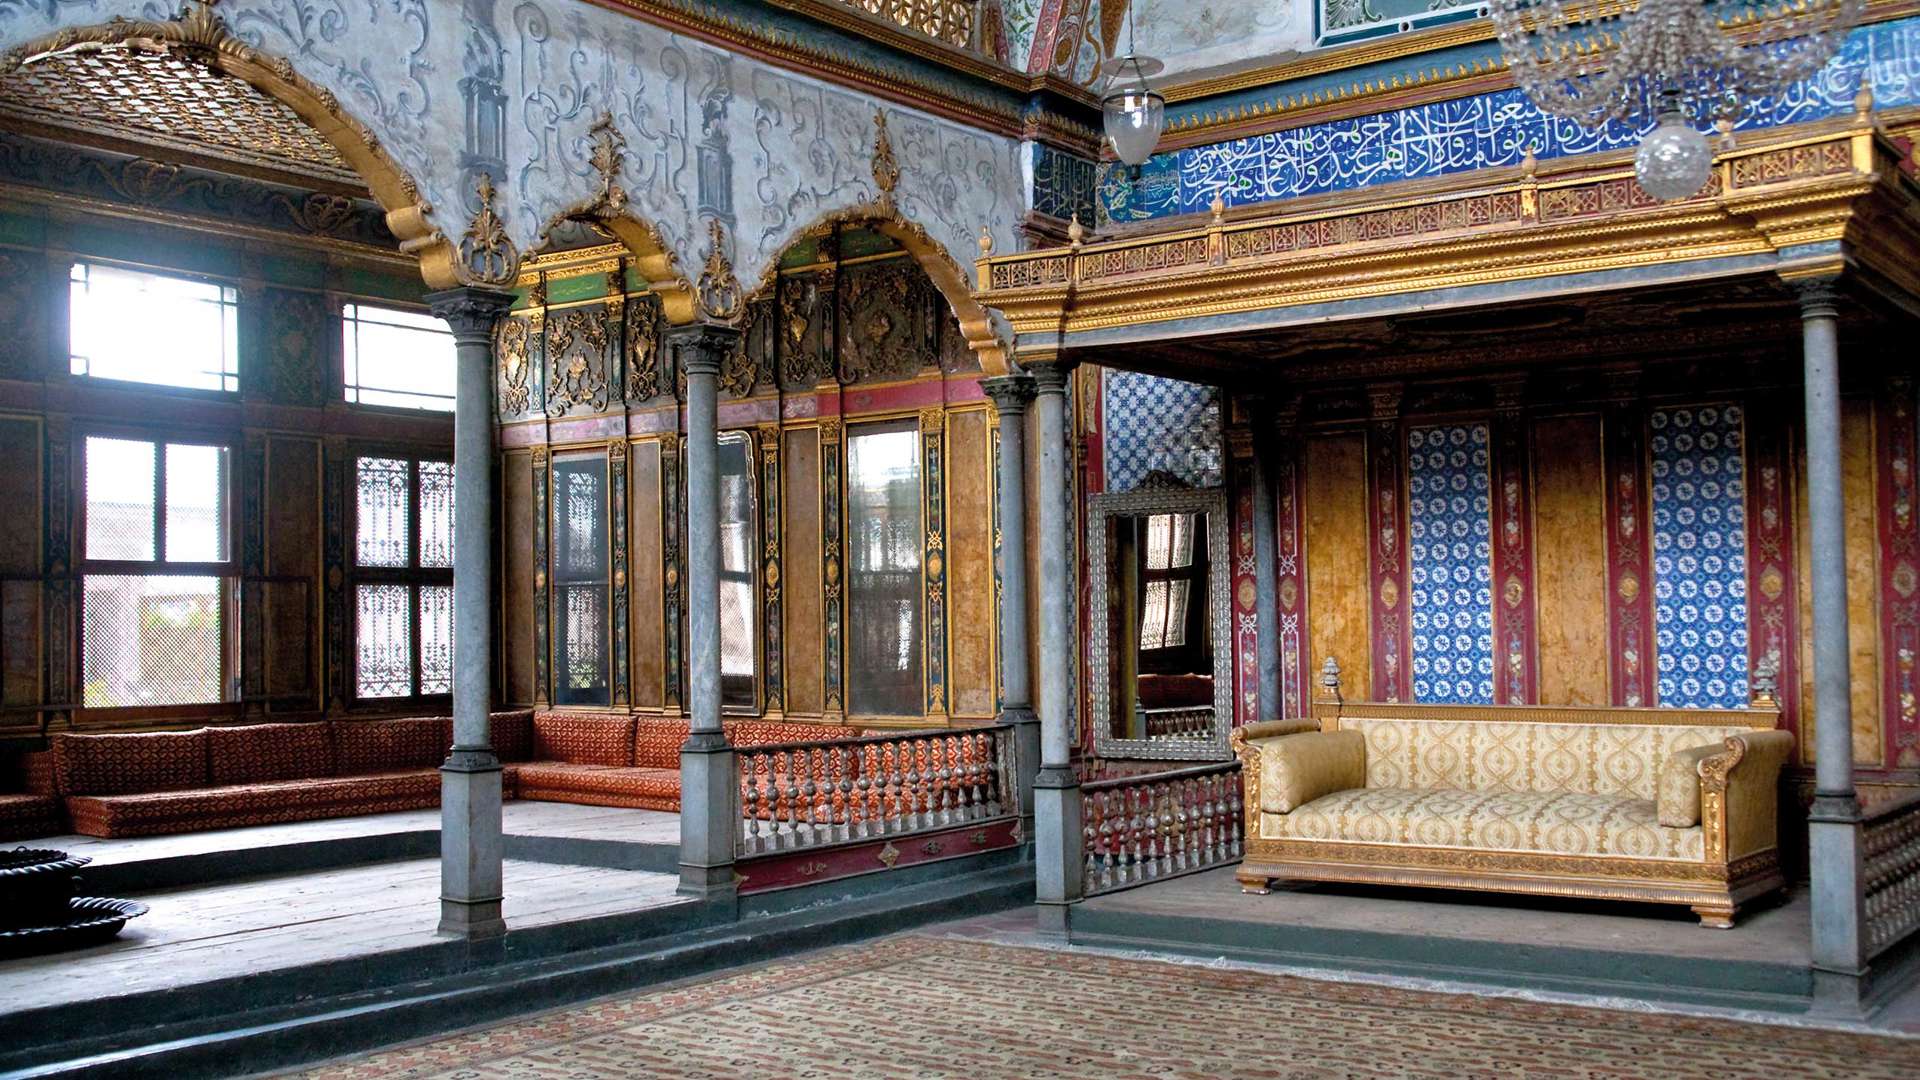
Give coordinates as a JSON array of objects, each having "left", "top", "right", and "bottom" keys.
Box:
[{"left": 0, "top": 46, "right": 364, "bottom": 192}]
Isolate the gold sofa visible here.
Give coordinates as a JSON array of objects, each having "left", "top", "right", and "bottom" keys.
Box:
[{"left": 1232, "top": 659, "right": 1794, "bottom": 927}]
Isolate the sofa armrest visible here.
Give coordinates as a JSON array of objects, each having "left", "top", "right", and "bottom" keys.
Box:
[
  {"left": 1234, "top": 729, "right": 1365, "bottom": 818},
  {"left": 1234, "top": 719, "right": 1322, "bottom": 745},
  {"left": 1697, "top": 730, "right": 1795, "bottom": 863}
]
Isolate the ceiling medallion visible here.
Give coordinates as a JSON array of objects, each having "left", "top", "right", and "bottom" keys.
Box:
[{"left": 1490, "top": 0, "right": 1864, "bottom": 201}]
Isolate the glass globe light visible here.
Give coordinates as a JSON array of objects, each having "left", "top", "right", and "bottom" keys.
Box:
[
  {"left": 1101, "top": 55, "right": 1165, "bottom": 170},
  {"left": 1635, "top": 111, "right": 1713, "bottom": 202}
]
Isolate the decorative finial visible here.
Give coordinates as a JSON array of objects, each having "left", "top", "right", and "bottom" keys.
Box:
[
  {"left": 1320, "top": 655, "right": 1342, "bottom": 689},
  {"left": 585, "top": 112, "right": 628, "bottom": 216},
  {"left": 1856, "top": 72, "right": 1875, "bottom": 119},
  {"left": 457, "top": 172, "right": 519, "bottom": 287},
  {"left": 1067, "top": 213, "right": 1085, "bottom": 247},
  {"left": 695, "top": 218, "right": 742, "bottom": 322},
  {"left": 1750, "top": 654, "right": 1779, "bottom": 708},
  {"left": 1716, "top": 117, "right": 1737, "bottom": 152},
  {"left": 871, "top": 109, "right": 900, "bottom": 202},
  {"left": 1209, "top": 192, "right": 1226, "bottom": 224},
  {"left": 1521, "top": 146, "right": 1537, "bottom": 177},
  {"left": 978, "top": 226, "right": 994, "bottom": 258}
]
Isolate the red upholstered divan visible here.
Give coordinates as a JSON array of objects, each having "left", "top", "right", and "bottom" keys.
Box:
[
  {"left": 0, "top": 750, "right": 63, "bottom": 840},
  {"left": 55, "top": 711, "right": 535, "bottom": 838},
  {"left": 515, "top": 713, "right": 862, "bottom": 812}
]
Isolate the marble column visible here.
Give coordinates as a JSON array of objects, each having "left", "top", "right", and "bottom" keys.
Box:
[
  {"left": 1027, "top": 357, "right": 1081, "bottom": 934},
  {"left": 983, "top": 374, "right": 1040, "bottom": 833},
  {"left": 1799, "top": 278, "right": 1867, "bottom": 1000},
  {"left": 670, "top": 323, "right": 741, "bottom": 902},
  {"left": 426, "top": 286, "right": 516, "bottom": 939}
]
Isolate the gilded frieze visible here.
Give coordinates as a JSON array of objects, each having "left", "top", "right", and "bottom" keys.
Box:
[
  {"left": 496, "top": 314, "right": 535, "bottom": 417},
  {"left": 624, "top": 292, "right": 664, "bottom": 403},
  {"left": 545, "top": 304, "right": 612, "bottom": 416},
  {"left": 838, "top": 258, "right": 939, "bottom": 383},
  {"left": 777, "top": 270, "right": 835, "bottom": 389},
  {"left": 721, "top": 297, "right": 775, "bottom": 398}
]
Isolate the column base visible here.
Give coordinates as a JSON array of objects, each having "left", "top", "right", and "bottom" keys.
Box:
[
  {"left": 1036, "top": 900, "right": 1071, "bottom": 939},
  {"left": 678, "top": 739, "right": 738, "bottom": 904},
  {"left": 1003, "top": 707, "right": 1041, "bottom": 831},
  {"left": 1034, "top": 775, "right": 1084, "bottom": 910},
  {"left": 439, "top": 750, "right": 504, "bottom": 940},
  {"left": 1810, "top": 964, "right": 1870, "bottom": 1020}
]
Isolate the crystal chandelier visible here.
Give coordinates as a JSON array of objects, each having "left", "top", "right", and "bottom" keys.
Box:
[
  {"left": 1490, "top": 0, "right": 1865, "bottom": 200},
  {"left": 1101, "top": 1, "right": 1165, "bottom": 176}
]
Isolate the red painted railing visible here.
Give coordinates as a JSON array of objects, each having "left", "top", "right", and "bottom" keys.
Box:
[{"left": 1081, "top": 762, "right": 1244, "bottom": 896}]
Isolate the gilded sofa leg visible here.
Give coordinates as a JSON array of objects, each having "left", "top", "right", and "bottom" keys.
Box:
[
  {"left": 1237, "top": 869, "right": 1273, "bottom": 895},
  {"left": 1692, "top": 902, "right": 1736, "bottom": 929}
]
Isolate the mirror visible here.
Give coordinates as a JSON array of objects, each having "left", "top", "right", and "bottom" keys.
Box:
[{"left": 1087, "top": 483, "right": 1233, "bottom": 760}]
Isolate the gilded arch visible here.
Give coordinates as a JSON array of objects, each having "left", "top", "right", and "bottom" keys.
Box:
[{"left": 0, "top": 3, "right": 467, "bottom": 287}]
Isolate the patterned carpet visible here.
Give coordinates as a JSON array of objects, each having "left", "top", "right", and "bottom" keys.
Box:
[{"left": 289, "top": 935, "right": 1915, "bottom": 1079}]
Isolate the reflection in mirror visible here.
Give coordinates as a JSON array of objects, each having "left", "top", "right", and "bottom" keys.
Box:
[
  {"left": 717, "top": 432, "right": 756, "bottom": 710},
  {"left": 1108, "top": 512, "right": 1211, "bottom": 742},
  {"left": 1089, "top": 485, "right": 1231, "bottom": 760},
  {"left": 847, "top": 420, "right": 923, "bottom": 716}
]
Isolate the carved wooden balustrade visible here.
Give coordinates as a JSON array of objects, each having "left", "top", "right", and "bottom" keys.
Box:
[
  {"left": 736, "top": 725, "right": 1016, "bottom": 857},
  {"left": 1142, "top": 706, "right": 1215, "bottom": 740},
  {"left": 1863, "top": 792, "right": 1920, "bottom": 958},
  {"left": 1081, "top": 762, "right": 1244, "bottom": 897}
]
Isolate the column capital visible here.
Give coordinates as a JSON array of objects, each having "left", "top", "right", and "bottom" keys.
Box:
[
  {"left": 981, "top": 373, "right": 1037, "bottom": 416},
  {"left": 665, "top": 321, "right": 741, "bottom": 378},
  {"left": 1793, "top": 275, "right": 1843, "bottom": 320},
  {"left": 424, "top": 286, "right": 516, "bottom": 343},
  {"left": 1022, "top": 355, "right": 1078, "bottom": 392}
]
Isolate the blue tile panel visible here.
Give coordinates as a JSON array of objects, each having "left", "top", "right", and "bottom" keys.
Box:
[
  {"left": 1101, "top": 371, "right": 1223, "bottom": 493},
  {"left": 1407, "top": 423, "right": 1496, "bottom": 705},
  {"left": 1100, "top": 16, "right": 1920, "bottom": 223},
  {"left": 1030, "top": 142, "right": 1099, "bottom": 223},
  {"left": 1650, "top": 404, "right": 1750, "bottom": 710}
]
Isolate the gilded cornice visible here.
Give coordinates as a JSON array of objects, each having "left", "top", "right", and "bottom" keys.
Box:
[
  {"left": 975, "top": 119, "right": 1920, "bottom": 343},
  {"left": 1156, "top": 0, "right": 1920, "bottom": 152},
  {"left": 585, "top": 0, "right": 1098, "bottom": 147}
]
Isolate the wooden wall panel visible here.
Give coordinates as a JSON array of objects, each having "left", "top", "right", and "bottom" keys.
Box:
[
  {"left": 630, "top": 440, "right": 665, "bottom": 710},
  {"left": 1531, "top": 414, "right": 1610, "bottom": 706},
  {"left": 1798, "top": 398, "right": 1881, "bottom": 768},
  {"left": 0, "top": 416, "right": 40, "bottom": 708},
  {"left": 1304, "top": 433, "right": 1370, "bottom": 695},
  {"left": 782, "top": 426, "right": 823, "bottom": 717},
  {"left": 263, "top": 437, "right": 319, "bottom": 700},
  {"left": 946, "top": 408, "right": 996, "bottom": 719},
  {"left": 502, "top": 450, "right": 535, "bottom": 705}
]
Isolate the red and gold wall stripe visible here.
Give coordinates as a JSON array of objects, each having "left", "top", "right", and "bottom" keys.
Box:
[
  {"left": 1366, "top": 386, "right": 1411, "bottom": 703},
  {"left": 1878, "top": 374, "right": 1920, "bottom": 769},
  {"left": 1272, "top": 425, "right": 1308, "bottom": 718},
  {"left": 759, "top": 424, "right": 784, "bottom": 715},
  {"left": 1746, "top": 392, "right": 1801, "bottom": 743},
  {"left": 1603, "top": 395, "right": 1656, "bottom": 707},
  {"left": 1229, "top": 433, "right": 1260, "bottom": 726},
  {"left": 1489, "top": 389, "right": 1538, "bottom": 704}
]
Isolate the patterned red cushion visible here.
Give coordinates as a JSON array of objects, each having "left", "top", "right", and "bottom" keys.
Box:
[
  {"left": 333, "top": 716, "right": 452, "bottom": 775},
  {"left": 207, "top": 722, "right": 335, "bottom": 785},
  {"left": 63, "top": 769, "right": 441, "bottom": 838},
  {"left": 491, "top": 710, "right": 535, "bottom": 763},
  {"left": 0, "top": 792, "right": 62, "bottom": 840},
  {"left": 532, "top": 714, "right": 635, "bottom": 766},
  {"left": 633, "top": 719, "right": 692, "bottom": 770},
  {"left": 724, "top": 721, "right": 861, "bottom": 747},
  {"left": 515, "top": 763, "right": 679, "bottom": 811},
  {"left": 54, "top": 730, "right": 209, "bottom": 795},
  {"left": 20, "top": 751, "right": 56, "bottom": 795}
]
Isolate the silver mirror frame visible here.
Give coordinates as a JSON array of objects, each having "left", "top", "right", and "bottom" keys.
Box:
[{"left": 1086, "top": 484, "right": 1234, "bottom": 761}]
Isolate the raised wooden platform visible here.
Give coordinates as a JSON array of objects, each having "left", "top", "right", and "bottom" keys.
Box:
[{"left": 1071, "top": 867, "right": 1820, "bottom": 1012}]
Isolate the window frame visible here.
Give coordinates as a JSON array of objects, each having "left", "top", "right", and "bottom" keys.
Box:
[
  {"left": 66, "top": 259, "right": 241, "bottom": 398},
  {"left": 74, "top": 423, "right": 241, "bottom": 720},
  {"left": 1137, "top": 511, "right": 1209, "bottom": 674},
  {"left": 550, "top": 448, "right": 612, "bottom": 708},
  {"left": 347, "top": 447, "right": 455, "bottom": 705},
  {"left": 842, "top": 416, "right": 928, "bottom": 721},
  {"left": 339, "top": 300, "right": 458, "bottom": 414}
]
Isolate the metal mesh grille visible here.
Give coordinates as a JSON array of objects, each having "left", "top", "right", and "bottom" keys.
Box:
[
  {"left": 419, "top": 584, "right": 452, "bottom": 694},
  {"left": 418, "top": 461, "right": 454, "bottom": 568},
  {"left": 83, "top": 574, "right": 222, "bottom": 707},
  {"left": 355, "top": 582, "right": 411, "bottom": 697},
  {"left": 355, "top": 457, "right": 410, "bottom": 567}
]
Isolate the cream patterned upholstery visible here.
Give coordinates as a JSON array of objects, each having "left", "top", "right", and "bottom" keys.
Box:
[
  {"left": 1265, "top": 787, "right": 1706, "bottom": 862},
  {"left": 1338, "top": 716, "right": 1733, "bottom": 801}
]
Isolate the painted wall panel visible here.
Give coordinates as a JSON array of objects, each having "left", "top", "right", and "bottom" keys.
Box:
[
  {"left": 264, "top": 437, "right": 320, "bottom": 700},
  {"left": 783, "top": 426, "right": 824, "bottom": 717},
  {"left": 1304, "top": 433, "right": 1370, "bottom": 695},
  {"left": 502, "top": 450, "right": 534, "bottom": 705},
  {"left": 1531, "top": 414, "right": 1610, "bottom": 707},
  {"left": 0, "top": 415, "right": 39, "bottom": 707},
  {"left": 1405, "top": 422, "right": 1494, "bottom": 705},
  {"left": 1798, "top": 398, "right": 1881, "bottom": 768},
  {"left": 630, "top": 440, "right": 665, "bottom": 711},
  {"left": 946, "top": 407, "right": 996, "bottom": 718},
  {"left": 1648, "top": 404, "right": 1750, "bottom": 709}
]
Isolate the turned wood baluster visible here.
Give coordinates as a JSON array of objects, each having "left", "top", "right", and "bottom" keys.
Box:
[
  {"left": 742, "top": 751, "right": 762, "bottom": 855},
  {"left": 800, "top": 748, "right": 820, "bottom": 843},
  {"left": 836, "top": 745, "right": 856, "bottom": 843},
  {"left": 904, "top": 740, "right": 925, "bottom": 830},
  {"left": 780, "top": 749, "right": 802, "bottom": 850},
  {"left": 880, "top": 742, "right": 903, "bottom": 834}
]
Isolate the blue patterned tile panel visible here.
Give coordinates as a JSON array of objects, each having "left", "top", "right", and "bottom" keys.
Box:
[
  {"left": 1101, "top": 371, "right": 1223, "bottom": 493},
  {"left": 1100, "top": 16, "right": 1920, "bottom": 224},
  {"left": 1650, "top": 405, "right": 1750, "bottom": 710},
  {"left": 1407, "top": 423, "right": 1496, "bottom": 705}
]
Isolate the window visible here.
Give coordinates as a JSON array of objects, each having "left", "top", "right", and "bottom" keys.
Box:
[
  {"left": 342, "top": 303, "right": 457, "bottom": 411},
  {"left": 352, "top": 455, "right": 454, "bottom": 698},
  {"left": 845, "top": 422, "right": 923, "bottom": 716},
  {"left": 1139, "top": 513, "right": 1199, "bottom": 651},
  {"left": 552, "top": 453, "right": 609, "bottom": 706},
  {"left": 69, "top": 262, "right": 238, "bottom": 393},
  {"left": 80, "top": 435, "right": 235, "bottom": 708}
]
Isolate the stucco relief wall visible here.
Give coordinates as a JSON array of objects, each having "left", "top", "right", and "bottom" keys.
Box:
[{"left": 0, "top": 0, "right": 1027, "bottom": 294}]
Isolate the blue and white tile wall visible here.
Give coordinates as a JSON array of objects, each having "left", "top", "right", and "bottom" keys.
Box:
[
  {"left": 1100, "top": 16, "right": 1920, "bottom": 223},
  {"left": 1406, "top": 423, "right": 1496, "bottom": 705},
  {"left": 1650, "top": 405, "right": 1750, "bottom": 710},
  {"left": 1101, "top": 371, "right": 1224, "bottom": 492}
]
